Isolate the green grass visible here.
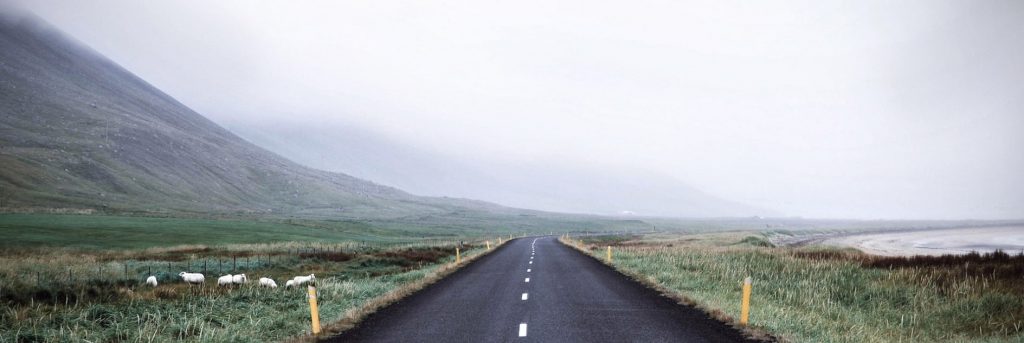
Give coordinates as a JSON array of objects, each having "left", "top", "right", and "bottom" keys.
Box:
[
  {"left": 0, "top": 240, "right": 493, "bottom": 342},
  {"left": 0, "top": 214, "right": 391, "bottom": 249},
  {"left": 570, "top": 233, "right": 1024, "bottom": 343},
  {"left": 0, "top": 213, "right": 651, "bottom": 250},
  {"left": 0, "top": 212, "right": 510, "bottom": 341},
  {"left": 735, "top": 235, "right": 775, "bottom": 247}
]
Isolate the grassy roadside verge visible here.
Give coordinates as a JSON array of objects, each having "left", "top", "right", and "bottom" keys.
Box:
[
  {"left": 562, "top": 233, "right": 1024, "bottom": 343},
  {"left": 0, "top": 238, "right": 507, "bottom": 342}
]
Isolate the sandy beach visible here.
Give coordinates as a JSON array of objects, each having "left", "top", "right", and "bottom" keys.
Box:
[{"left": 822, "top": 226, "right": 1024, "bottom": 256}]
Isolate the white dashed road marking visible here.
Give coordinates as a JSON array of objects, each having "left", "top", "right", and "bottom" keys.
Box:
[
  {"left": 519, "top": 323, "right": 528, "bottom": 337},
  {"left": 525, "top": 278, "right": 530, "bottom": 283},
  {"left": 527, "top": 269, "right": 531, "bottom": 272},
  {"left": 522, "top": 293, "right": 528, "bottom": 300}
]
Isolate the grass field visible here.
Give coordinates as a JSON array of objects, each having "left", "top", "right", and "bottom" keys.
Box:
[
  {"left": 0, "top": 214, "right": 388, "bottom": 249},
  {"left": 0, "top": 214, "right": 518, "bottom": 342},
  {"left": 0, "top": 213, "right": 530, "bottom": 250},
  {"left": 0, "top": 213, "right": 648, "bottom": 250},
  {"left": 568, "top": 232, "right": 1024, "bottom": 343},
  {"left": 0, "top": 237, "right": 499, "bottom": 342}
]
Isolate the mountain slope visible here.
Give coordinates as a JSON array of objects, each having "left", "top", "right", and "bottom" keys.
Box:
[{"left": 0, "top": 12, "right": 498, "bottom": 218}]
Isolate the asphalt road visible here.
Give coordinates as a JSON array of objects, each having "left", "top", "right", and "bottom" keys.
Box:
[{"left": 326, "top": 236, "right": 754, "bottom": 342}]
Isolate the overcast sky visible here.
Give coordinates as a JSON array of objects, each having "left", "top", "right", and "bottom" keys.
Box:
[{"left": 9, "top": 0, "right": 1024, "bottom": 219}]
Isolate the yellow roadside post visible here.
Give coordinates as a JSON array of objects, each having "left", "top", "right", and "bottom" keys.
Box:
[
  {"left": 456, "top": 247, "right": 461, "bottom": 263},
  {"left": 740, "top": 277, "right": 752, "bottom": 325},
  {"left": 307, "top": 285, "right": 321, "bottom": 334},
  {"left": 486, "top": 241, "right": 491, "bottom": 250},
  {"left": 606, "top": 246, "right": 612, "bottom": 262}
]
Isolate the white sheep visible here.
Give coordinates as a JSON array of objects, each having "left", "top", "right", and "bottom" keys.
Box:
[
  {"left": 179, "top": 272, "right": 205, "bottom": 285},
  {"left": 259, "top": 277, "right": 277, "bottom": 288},
  {"left": 291, "top": 274, "right": 316, "bottom": 286},
  {"left": 231, "top": 274, "right": 248, "bottom": 285},
  {"left": 145, "top": 275, "right": 158, "bottom": 287},
  {"left": 217, "top": 274, "right": 234, "bottom": 286},
  {"left": 285, "top": 279, "right": 295, "bottom": 288}
]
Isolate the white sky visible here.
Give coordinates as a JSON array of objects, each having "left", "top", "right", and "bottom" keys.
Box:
[{"left": 11, "top": 0, "right": 1024, "bottom": 219}]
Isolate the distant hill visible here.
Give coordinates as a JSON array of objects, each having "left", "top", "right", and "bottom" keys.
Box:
[
  {"left": 230, "top": 121, "right": 771, "bottom": 218},
  {"left": 0, "top": 12, "right": 507, "bottom": 218}
]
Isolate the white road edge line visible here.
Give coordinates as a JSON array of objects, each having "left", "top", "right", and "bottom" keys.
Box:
[{"left": 519, "top": 323, "right": 528, "bottom": 337}]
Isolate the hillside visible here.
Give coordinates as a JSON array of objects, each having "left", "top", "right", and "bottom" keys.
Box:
[{"left": 0, "top": 12, "right": 503, "bottom": 218}]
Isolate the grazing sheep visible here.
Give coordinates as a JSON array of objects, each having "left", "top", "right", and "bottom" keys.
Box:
[
  {"left": 291, "top": 274, "right": 316, "bottom": 286},
  {"left": 259, "top": 277, "right": 277, "bottom": 288},
  {"left": 231, "top": 274, "right": 248, "bottom": 285},
  {"left": 145, "top": 276, "right": 158, "bottom": 287},
  {"left": 217, "top": 274, "right": 234, "bottom": 286},
  {"left": 285, "top": 280, "right": 295, "bottom": 288},
  {"left": 179, "top": 272, "right": 205, "bottom": 285}
]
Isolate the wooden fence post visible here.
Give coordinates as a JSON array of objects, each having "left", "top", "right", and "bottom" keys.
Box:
[
  {"left": 308, "top": 285, "right": 321, "bottom": 334},
  {"left": 740, "top": 277, "right": 752, "bottom": 325}
]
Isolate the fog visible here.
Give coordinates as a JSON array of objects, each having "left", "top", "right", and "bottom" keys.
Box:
[{"left": 10, "top": 0, "right": 1024, "bottom": 219}]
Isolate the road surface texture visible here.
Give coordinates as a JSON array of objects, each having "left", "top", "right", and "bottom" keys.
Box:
[{"left": 326, "top": 236, "right": 754, "bottom": 342}]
